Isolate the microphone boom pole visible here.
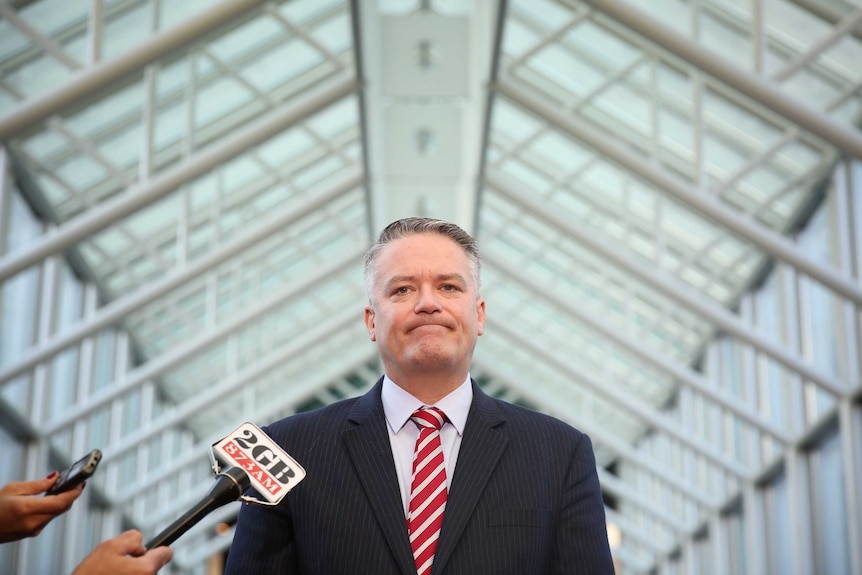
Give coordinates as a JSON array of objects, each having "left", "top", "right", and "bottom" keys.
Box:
[{"left": 145, "top": 466, "right": 250, "bottom": 549}]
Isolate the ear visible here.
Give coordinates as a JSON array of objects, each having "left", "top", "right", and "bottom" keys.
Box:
[
  {"left": 364, "top": 306, "right": 376, "bottom": 341},
  {"left": 476, "top": 298, "right": 486, "bottom": 336}
]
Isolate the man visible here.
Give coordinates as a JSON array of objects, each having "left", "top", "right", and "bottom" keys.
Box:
[{"left": 225, "top": 218, "right": 614, "bottom": 574}]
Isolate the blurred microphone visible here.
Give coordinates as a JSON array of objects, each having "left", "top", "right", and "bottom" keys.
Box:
[{"left": 145, "top": 466, "right": 250, "bottom": 550}]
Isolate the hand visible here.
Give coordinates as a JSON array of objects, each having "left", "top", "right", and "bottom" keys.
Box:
[
  {"left": 0, "top": 473, "right": 84, "bottom": 543},
  {"left": 71, "top": 530, "right": 172, "bottom": 575}
]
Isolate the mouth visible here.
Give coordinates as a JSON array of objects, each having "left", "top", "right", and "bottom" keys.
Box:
[{"left": 409, "top": 323, "right": 449, "bottom": 333}]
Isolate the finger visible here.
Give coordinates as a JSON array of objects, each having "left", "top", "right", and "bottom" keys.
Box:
[
  {"left": 38, "top": 483, "right": 84, "bottom": 515},
  {"left": 2, "top": 474, "right": 59, "bottom": 496},
  {"left": 53, "top": 482, "right": 85, "bottom": 505},
  {"left": 12, "top": 487, "right": 81, "bottom": 526}
]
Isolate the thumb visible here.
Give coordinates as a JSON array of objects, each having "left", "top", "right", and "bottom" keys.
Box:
[
  {"left": 143, "top": 546, "right": 173, "bottom": 571},
  {"left": 112, "top": 529, "right": 147, "bottom": 556}
]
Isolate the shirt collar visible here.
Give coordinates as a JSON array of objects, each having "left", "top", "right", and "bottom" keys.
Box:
[{"left": 382, "top": 374, "right": 472, "bottom": 436}]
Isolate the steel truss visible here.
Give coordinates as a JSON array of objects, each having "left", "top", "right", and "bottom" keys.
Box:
[{"left": 1, "top": 0, "right": 861, "bottom": 573}]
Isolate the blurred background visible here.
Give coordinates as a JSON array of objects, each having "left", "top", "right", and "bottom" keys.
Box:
[{"left": 0, "top": 0, "right": 861, "bottom": 573}]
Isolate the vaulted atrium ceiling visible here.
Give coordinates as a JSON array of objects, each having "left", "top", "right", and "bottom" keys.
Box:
[{"left": 1, "top": 0, "right": 862, "bottom": 573}]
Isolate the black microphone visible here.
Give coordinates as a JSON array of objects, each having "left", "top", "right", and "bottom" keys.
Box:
[{"left": 145, "top": 466, "right": 250, "bottom": 549}]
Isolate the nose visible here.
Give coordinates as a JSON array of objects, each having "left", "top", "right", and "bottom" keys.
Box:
[{"left": 414, "top": 285, "right": 442, "bottom": 313}]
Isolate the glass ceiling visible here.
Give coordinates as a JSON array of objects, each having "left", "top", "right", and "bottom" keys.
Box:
[{"left": 2, "top": 0, "right": 861, "bottom": 572}]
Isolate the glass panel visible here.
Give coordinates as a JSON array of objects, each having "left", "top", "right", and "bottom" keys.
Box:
[
  {"left": 763, "top": 471, "right": 792, "bottom": 575},
  {"left": 724, "top": 507, "right": 747, "bottom": 575},
  {"left": 809, "top": 429, "right": 851, "bottom": 575}
]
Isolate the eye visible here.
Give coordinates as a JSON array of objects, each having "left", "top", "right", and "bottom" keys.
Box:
[
  {"left": 393, "top": 286, "right": 410, "bottom": 295},
  {"left": 441, "top": 284, "right": 459, "bottom": 292}
]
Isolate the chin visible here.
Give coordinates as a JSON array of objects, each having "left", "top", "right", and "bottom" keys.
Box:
[{"left": 408, "top": 349, "right": 457, "bottom": 369}]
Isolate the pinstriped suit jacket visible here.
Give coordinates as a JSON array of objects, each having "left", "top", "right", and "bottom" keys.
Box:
[{"left": 224, "top": 379, "right": 614, "bottom": 574}]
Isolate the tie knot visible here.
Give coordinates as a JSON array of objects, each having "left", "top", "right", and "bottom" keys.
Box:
[{"left": 411, "top": 407, "right": 447, "bottom": 431}]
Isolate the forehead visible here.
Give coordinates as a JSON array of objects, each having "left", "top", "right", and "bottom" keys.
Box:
[{"left": 376, "top": 233, "right": 468, "bottom": 271}]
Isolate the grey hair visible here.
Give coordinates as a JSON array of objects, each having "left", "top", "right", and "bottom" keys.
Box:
[{"left": 363, "top": 217, "right": 482, "bottom": 303}]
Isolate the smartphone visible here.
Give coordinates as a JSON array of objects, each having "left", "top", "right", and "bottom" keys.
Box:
[{"left": 45, "top": 449, "right": 102, "bottom": 496}]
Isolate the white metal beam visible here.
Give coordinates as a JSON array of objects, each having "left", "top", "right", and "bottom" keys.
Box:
[
  {"left": 771, "top": 9, "right": 862, "bottom": 83},
  {"left": 41, "top": 246, "right": 365, "bottom": 434},
  {"left": 0, "top": 73, "right": 358, "bottom": 283},
  {"left": 484, "top": 252, "right": 793, "bottom": 444},
  {"left": 0, "top": 0, "right": 269, "bottom": 140},
  {"left": 598, "top": 469, "right": 695, "bottom": 534},
  {"left": 0, "top": 170, "right": 362, "bottom": 385},
  {"left": 840, "top": 399, "right": 862, "bottom": 575},
  {"left": 100, "top": 306, "right": 363, "bottom": 462},
  {"left": 576, "top": 0, "right": 862, "bottom": 160},
  {"left": 605, "top": 507, "right": 674, "bottom": 558},
  {"left": 135, "top": 346, "right": 374, "bottom": 531},
  {"left": 485, "top": 316, "right": 752, "bottom": 479},
  {"left": 109, "top": 351, "right": 378, "bottom": 504},
  {"left": 0, "top": 3, "right": 82, "bottom": 71},
  {"left": 486, "top": 173, "right": 848, "bottom": 397},
  {"left": 493, "top": 78, "right": 862, "bottom": 308},
  {"left": 784, "top": 0, "right": 862, "bottom": 43}
]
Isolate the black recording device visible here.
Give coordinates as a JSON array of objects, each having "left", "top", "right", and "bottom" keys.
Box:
[{"left": 45, "top": 449, "right": 102, "bottom": 496}]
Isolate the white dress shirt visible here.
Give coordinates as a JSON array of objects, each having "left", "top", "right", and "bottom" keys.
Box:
[{"left": 381, "top": 374, "right": 472, "bottom": 517}]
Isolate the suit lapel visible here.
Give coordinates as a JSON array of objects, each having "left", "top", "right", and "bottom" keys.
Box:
[
  {"left": 431, "top": 383, "right": 508, "bottom": 575},
  {"left": 342, "top": 380, "right": 417, "bottom": 575}
]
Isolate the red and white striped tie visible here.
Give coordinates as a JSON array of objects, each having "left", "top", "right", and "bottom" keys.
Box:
[{"left": 407, "top": 407, "right": 448, "bottom": 575}]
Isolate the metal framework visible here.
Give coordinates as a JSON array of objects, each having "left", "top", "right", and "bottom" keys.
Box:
[{"left": 1, "top": 1, "right": 861, "bottom": 574}]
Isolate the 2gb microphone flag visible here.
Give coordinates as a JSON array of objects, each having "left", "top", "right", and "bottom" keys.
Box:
[{"left": 212, "top": 422, "right": 306, "bottom": 504}]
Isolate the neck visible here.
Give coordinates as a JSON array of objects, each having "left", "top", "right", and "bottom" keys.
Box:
[{"left": 388, "top": 371, "right": 467, "bottom": 405}]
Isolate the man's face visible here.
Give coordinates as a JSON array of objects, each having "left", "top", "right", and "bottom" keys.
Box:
[{"left": 364, "top": 233, "right": 486, "bottom": 381}]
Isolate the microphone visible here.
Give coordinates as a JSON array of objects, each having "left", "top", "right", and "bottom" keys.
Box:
[
  {"left": 145, "top": 466, "right": 250, "bottom": 550},
  {"left": 144, "top": 422, "right": 305, "bottom": 550}
]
